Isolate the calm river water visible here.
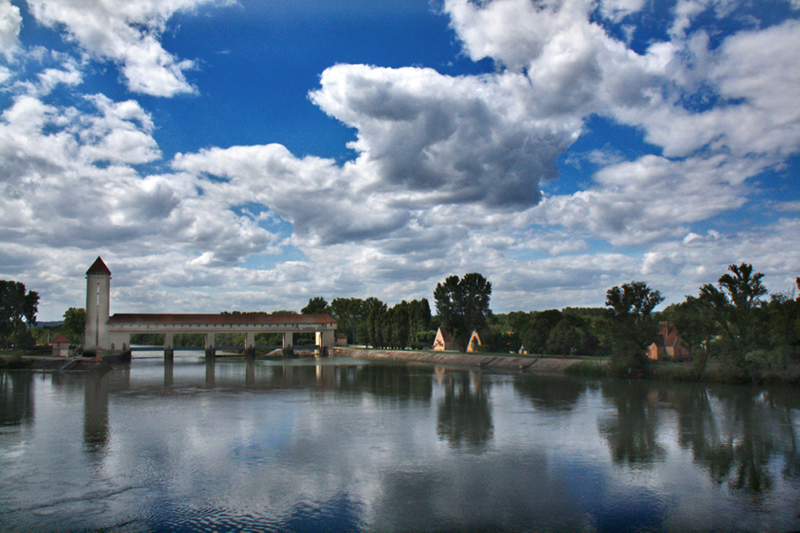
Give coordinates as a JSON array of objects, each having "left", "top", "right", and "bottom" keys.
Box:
[{"left": 1, "top": 353, "right": 800, "bottom": 532}]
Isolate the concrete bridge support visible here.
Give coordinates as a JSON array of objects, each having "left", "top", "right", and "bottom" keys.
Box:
[
  {"left": 245, "top": 331, "right": 256, "bottom": 358},
  {"left": 205, "top": 332, "right": 216, "bottom": 359},
  {"left": 164, "top": 332, "right": 174, "bottom": 360},
  {"left": 283, "top": 331, "right": 293, "bottom": 358}
]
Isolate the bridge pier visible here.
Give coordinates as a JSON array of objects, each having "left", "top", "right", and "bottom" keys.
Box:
[
  {"left": 205, "top": 332, "right": 215, "bottom": 359},
  {"left": 164, "top": 333, "right": 174, "bottom": 360},
  {"left": 283, "top": 331, "right": 293, "bottom": 358},
  {"left": 245, "top": 331, "right": 256, "bottom": 358}
]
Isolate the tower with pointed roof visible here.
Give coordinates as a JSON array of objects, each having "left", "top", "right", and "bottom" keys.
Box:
[{"left": 85, "top": 257, "right": 111, "bottom": 351}]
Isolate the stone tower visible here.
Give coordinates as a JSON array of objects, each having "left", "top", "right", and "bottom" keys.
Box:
[{"left": 84, "top": 257, "right": 111, "bottom": 350}]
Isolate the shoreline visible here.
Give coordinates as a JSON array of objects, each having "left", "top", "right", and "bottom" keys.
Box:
[{"left": 330, "top": 347, "right": 596, "bottom": 373}]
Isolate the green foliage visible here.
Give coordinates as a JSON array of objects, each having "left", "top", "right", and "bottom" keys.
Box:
[
  {"left": 62, "top": 307, "right": 86, "bottom": 344},
  {"left": 131, "top": 333, "right": 165, "bottom": 345},
  {"left": 416, "top": 330, "right": 436, "bottom": 349},
  {"left": 434, "top": 273, "right": 492, "bottom": 351},
  {"left": 175, "top": 333, "right": 206, "bottom": 347},
  {"left": 301, "top": 297, "right": 329, "bottom": 315},
  {"left": 484, "top": 331, "right": 520, "bottom": 353},
  {"left": 605, "top": 281, "right": 664, "bottom": 372},
  {"left": 545, "top": 316, "right": 588, "bottom": 356},
  {"left": 522, "top": 310, "right": 562, "bottom": 354},
  {"left": 365, "top": 299, "right": 431, "bottom": 350},
  {"left": 0, "top": 352, "right": 33, "bottom": 369},
  {"left": 331, "top": 297, "right": 365, "bottom": 344},
  {"left": 29, "top": 326, "right": 51, "bottom": 346},
  {"left": 0, "top": 280, "right": 39, "bottom": 349},
  {"left": 662, "top": 296, "right": 717, "bottom": 371},
  {"left": 563, "top": 361, "right": 609, "bottom": 376},
  {"left": 698, "top": 263, "right": 769, "bottom": 373}
]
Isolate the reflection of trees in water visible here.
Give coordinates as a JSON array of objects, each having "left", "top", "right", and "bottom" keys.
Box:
[
  {"left": 770, "top": 388, "right": 800, "bottom": 481},
  {"left": 337, "top": 364, "right": 433, "bottom": 403},
  {"left": 512, "top": 374, "right": 587, "bottom": 411},
  {"left": 600, "top": 379, "right": 797, "bottom": 495},
  {"left": 671, "top": 384, "right": 779, "bottom": 494},
  {"left": 599, "top": 380, "right": 665, "bottom": 467},
  {"left": 437, "top": 372, "right": 493, "bottom": 449},
  {"left": 700, "top": 390, "right": 774, "bottom": 494},
  {"left": 671, "top": 385, "right": 733, "bottom": 484},
  {"left": 0, "top": 371, "right": 34, "bottom": 425}
]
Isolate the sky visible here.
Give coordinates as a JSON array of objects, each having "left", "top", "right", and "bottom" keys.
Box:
[{"left": 0, "top": 0, "right": 799, "bottom": 322}]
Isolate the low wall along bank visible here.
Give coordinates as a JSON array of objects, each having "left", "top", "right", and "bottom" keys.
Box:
[{"left": 331, "top": 347, "right": 586, "bottom": 372}]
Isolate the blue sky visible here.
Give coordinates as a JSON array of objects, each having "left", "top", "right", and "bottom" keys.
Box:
[{"left": 1, "top": 0, "right": 798, "bottom": 321}]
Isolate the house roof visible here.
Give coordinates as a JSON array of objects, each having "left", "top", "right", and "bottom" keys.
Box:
[
  {"left": 86, "top": 257, "right": 111, "bottom": 275},
  {"left": 51, "top": 334, "right": 71, "bottom": 344},
  {"left": 107, "top": 313, "right": 336, "bottom": 325}
]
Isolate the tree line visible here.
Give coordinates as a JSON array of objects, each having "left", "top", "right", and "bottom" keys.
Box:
[{"left": 4, "top": 263, "right": 798, "bottom": 382}]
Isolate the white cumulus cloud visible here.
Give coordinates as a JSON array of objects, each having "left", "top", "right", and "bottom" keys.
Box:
[{"left": 25, "top": 0, "right": 225, "bottom": 96}]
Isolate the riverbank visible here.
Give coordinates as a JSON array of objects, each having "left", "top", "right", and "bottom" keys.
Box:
[
  {"left": 0, "top": 350, "right": 123, "bottom": 372},
  {"left": 331, "top": 347, "right": 598, "bottom": 373}
]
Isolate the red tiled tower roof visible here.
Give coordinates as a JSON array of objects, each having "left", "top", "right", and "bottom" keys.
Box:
[{"left": 86, "top": 257, "right": 111, "bottom": 275}]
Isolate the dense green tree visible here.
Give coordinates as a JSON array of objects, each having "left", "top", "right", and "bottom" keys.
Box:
[
  {"left": 408, "top": 299, "right": 432, "bottom": 340},
  {"left": 434, "top": 273, "right": 492, "bottom": 351},
  {"left": 562, "top": 308, "right": 609, "bottom": 356},
  {"left": 62, "top": 307, "right": 86, "bottom": 344},
  {"left": 522, "top": 309, "right": 562, "bottom": 354},
  {"left": 330, "top": 297, "right": 395, "bottom": 345},
  {"left": 763, "top": 292, "right": 799, "bottom": 370},
  {"left": 330, "top": 297, "right": 365, "bottom": 344},
  {"left": 605, "top": 281, "right": 664, "bottom": 372},
  {"left": 664, "top": 295, "right": 718, "bottom": 371},
  {"left": 0, "top": 280, "right": 39, "bottom": 349},
  {"left": 545, "top": 316, "right": 588, "bottom": 356},
  {"left": 301, "top": 297, "right": 329, "bottom": 315},
  {"left": 391, "top": 302, "right": 411, "bottom": 349},
  {"left": 366, "top": 302, "right": 389, "bottom": 348},
  {"left": 700, "top": 263, "right": 768, "bottom": 372},
  {"left": 362, "top": 299, "right": 431, "bottom": 350}
]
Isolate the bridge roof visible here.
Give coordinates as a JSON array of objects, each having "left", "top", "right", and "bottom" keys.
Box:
[{"left": 108, "top": 313, "right": 336, "bottom": 325}]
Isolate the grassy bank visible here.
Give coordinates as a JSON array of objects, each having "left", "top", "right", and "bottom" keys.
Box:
[
  {"left": 336, "top": 347, "right": 800, "bottom": 385},
  {"left": 562, "top": 358, "right": 800, "bottom": 385},
  {"left": 0, "top": 350, "right": 36, "bottom": 369}
]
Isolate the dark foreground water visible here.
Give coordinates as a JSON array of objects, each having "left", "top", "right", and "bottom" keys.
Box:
[{"left": 1, "top": 354, "right": 800, "bottom": 532}]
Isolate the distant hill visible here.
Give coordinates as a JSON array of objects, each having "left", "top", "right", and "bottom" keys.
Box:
[{"left": 34, "top": 321, "right": 64, "bottom": 328}]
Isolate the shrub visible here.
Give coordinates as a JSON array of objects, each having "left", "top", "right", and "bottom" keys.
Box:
[{"left": 564, "top": 361, "right": 608, "bottom": 377}]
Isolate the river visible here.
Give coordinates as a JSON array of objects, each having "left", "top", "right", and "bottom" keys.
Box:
[{"left": 1, "top": 353, "right": 799, "bottom": 532}]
